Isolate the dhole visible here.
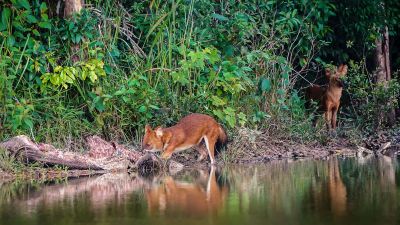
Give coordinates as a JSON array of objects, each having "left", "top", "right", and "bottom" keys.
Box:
[
  {"left": 142, "top": 113, "right": 227, "bottom": 164},
  {"left": 306, "top": 64, "right": 348, "bottom": 130}
]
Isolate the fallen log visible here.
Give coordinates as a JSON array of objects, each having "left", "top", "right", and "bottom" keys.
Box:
[
  {"left": 0, "top": 136, "right": 103, "bottom": 170},
  {"left": 0, "top": 135, "right": 184, "bottom": 176}
]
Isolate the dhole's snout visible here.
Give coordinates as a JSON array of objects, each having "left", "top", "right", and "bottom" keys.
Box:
[
  {"left": 141, "top": 144, "right": 161, "bottom": 153},
  {"left": 336, "top": 78, "right": 345, "bottom": 88},
  {"left": 340, "top": 79, "right": 347, "bottom": 89},
  {"left": 141, "top": 143, "right": 149, "bottom": 152}
]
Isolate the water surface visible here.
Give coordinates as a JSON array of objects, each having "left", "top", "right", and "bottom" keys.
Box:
[{"left": 0, "top": 157, "right": 399, "bottom": 225}]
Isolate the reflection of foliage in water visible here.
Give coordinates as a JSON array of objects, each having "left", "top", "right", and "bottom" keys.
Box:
[
  {"left": 0, "top": 181, "right": 41, "bottom": 205},
  {"left": 340, "top": 157, "right": 399, "bottom": 217},
  {"left": 0, "top": 158, "right": 399, "bottom": 225},
  {"left": 217, "top": 158, "right": 399, "bottom": 224},
  {"left": 219, "top": 160, "right": 328, "bottom": 221}
]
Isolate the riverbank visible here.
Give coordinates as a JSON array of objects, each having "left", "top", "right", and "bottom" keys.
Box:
[{"left": 0, "top": 128, "right": 399, "bottom": 181}]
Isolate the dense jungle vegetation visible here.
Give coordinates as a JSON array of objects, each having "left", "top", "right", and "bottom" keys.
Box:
[{"left": 0, "top": 0, "right": 400, "bottom": 147}]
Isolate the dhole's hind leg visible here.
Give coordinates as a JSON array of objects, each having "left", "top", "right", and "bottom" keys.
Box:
[{"left": 204, "top": 134, "right": 218, "bottom": 165}]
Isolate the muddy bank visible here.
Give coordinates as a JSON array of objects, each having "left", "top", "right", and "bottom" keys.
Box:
[
  {"left": 224, "top": 128, "right": 400, "bottom": 163},
  {"left": 1, "top": 128, "right": 399, "bottom": 180}
]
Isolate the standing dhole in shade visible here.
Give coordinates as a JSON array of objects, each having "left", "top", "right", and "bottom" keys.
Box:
[
  {"left": 142, "top": 113, "right": 227, "bottom": 164},
  {"left": 306, "top": 64, "right": 348, "bottom": 130}
]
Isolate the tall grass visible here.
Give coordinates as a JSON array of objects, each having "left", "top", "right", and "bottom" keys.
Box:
[{"left": 0, "top": 0, "right": 361, "bottom": 148}]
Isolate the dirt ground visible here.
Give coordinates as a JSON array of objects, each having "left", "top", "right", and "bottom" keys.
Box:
[
  {"left": 1, "top": 128, "right": 399, "bottom": 180},
  {"left": 172, "top": 127, "right": 400, "bottom": 165}
]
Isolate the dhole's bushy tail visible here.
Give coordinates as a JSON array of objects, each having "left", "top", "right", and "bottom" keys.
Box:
[{"left": 216, "top": 125, "right": 228, "bottom": 152}]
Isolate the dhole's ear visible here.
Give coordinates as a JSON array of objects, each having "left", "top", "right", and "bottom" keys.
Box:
[
  {"left": 325, "top": 68, "right": 332, "bottom": 78},
  {"left": 155, "top": 126, "right": 163, "bottom": 138},
  {"left": 145, "top": 125, "right": 152, "bottom": 133},
  {"left": 339, "top": 64, "right": 348, "bottom": 76}
]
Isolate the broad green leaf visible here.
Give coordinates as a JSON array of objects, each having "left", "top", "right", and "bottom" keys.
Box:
[
  {"left": 260, "top": 78, "right": 271, "bottom": 92},
  {"left": 211, "top": 13, "right": 229, "bottom": 21},
  {"left": 225, "top": 115, "right": 236, "bottom": 128},
  {"left": 41, "top": 13, "right": 48, "bottom": 21},
  {"left": 18, "top": 0, "right": 31, "bottom": 10},
  {"left": 95, "top": 99, "right": 105, "bottom": 112},
  {"left": 1, "top": 8, "right": 11, "bottom": 31},
  {"left": 149, "top": 105, "right": 160, "bottom": 110},
  {"left": 6, "top": 35, "right": 15, "bottom": 47},
  {"left": 104, "top": 65, "right": 112, "bottom": 74},
  {"left": 211, "top": 96, "right": 226, "bottom": 106},
  {"left": 89, "top": 71, "right": 97, "bottom": 83},
  {"left": 76, "top": 34, "right": 82, "bottom": 43},
  {"left": 114, "top": 88, "right": 127, "bottom": 96},
  {"left": 23, "top": 119, "right": 33, "bottom": 129},
  {"left": 40, "top": 2, "right": 48, "bottom": 13},
  {"left": 277, "top": 89, "right": 286, "bottom": 96},
  {"left": 26, "top": 15, "right": 38, "bottom": 24},
  {"left": 138, "top": 105, "right": 147, "bottom": 113},
  {"left": 54, "top": 66, "right": 62, "bottom": 73},
  {"left": 38, "top": 21, "right": 51, "bottom": 29}
]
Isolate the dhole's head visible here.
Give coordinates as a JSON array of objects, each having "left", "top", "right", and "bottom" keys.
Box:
[
  {"left": 326, "top": 64, "right": 348, "bottom": 88},
  {"left": 142, "top": 125, "right": 164, "bottom": 152}
]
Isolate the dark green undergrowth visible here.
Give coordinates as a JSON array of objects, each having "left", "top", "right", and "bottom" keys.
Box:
[{"left": 0, "top": 0, "right": 399, "bottom": 149}]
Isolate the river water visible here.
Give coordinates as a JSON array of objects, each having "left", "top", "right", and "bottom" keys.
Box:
[{"left": 0, "top": 156, "right": 399, "bottom": 225}]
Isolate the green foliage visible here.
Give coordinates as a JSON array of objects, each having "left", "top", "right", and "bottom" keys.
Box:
[
  {"left": 109, "top": 73, "right": 160, "bottom": 129},
  {"left": 121, "top": 0, "right": 335, "bottom": 131},
  {"left": 323, "top": 0, "right": 400, "bottom": 62},
  {"left": 1, "top": 0, "right": 398, "bottom": 147},
  {"left": 344, "top": 61, "right": 400, "bottom": 130},
  {"left": 41, "top": 59, "right": 106, "bottom": 89},
  {"left": 58, "top": 10, "right": 97, "bottom": 44},
  {"left": 0, "top": 0, "right": 108, "bottom": 139}
]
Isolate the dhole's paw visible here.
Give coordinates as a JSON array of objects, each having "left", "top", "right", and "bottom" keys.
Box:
[
  {"left": 161, "top": 153, "right": 172, "bottom": 160},
  {"left": 329, "top": 129, "right": 338, "bottom": 137}
]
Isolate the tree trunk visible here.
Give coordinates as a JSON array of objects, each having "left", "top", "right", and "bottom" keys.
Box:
[
  {"left": 375, "top": 26, "right": 395, "bottom": 126},
  {"left": 64, "top": 0, "right": 83, "bottom": 63},
  {"left": 64, "top": 0, "right": 83, "bottom": 17}
]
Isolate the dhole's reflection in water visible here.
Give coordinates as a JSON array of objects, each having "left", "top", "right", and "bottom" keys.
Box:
[
  {"left": 0, "top": 157, "right": 398, "bottom": 225},
  {"left": 145, "top": 166, "right": 228, "bottom": 216}
]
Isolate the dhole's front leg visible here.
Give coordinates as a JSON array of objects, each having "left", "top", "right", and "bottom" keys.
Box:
[
  {"left": 161, "top": 144, "right": 176, "bottom": 160},
  {"left": 325, "top": 109, "right": 332, "bottom": 130},
  {"left": 331, "top": 108, "right": 338, "bottom": 129}
]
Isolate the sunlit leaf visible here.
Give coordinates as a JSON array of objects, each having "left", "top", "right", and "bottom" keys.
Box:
[
  {"left": 211, "top": 13, "right": 229, "bottom": 21},
  {"left": 260, "top": 78, "right": 271, "bottom": 92}
]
